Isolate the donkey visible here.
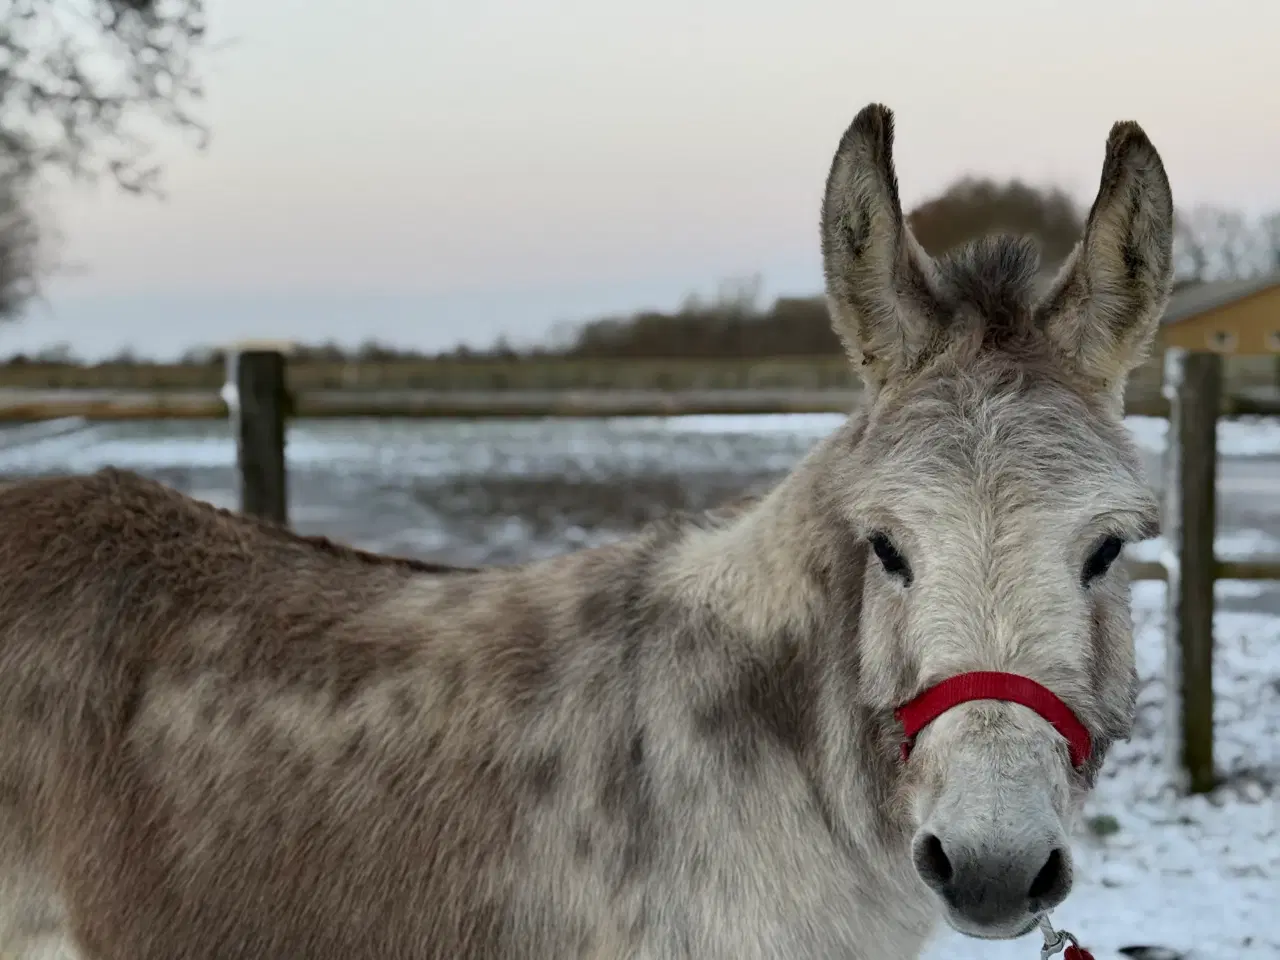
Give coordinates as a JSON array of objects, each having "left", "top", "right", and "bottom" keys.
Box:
[{"left": 0, "top": 102, "right": 1172, "bottom": 960}]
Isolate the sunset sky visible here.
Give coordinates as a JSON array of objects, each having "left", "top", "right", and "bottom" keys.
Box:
[{"left": 6, "top": 0, "right": 1279, "bottom": 360}]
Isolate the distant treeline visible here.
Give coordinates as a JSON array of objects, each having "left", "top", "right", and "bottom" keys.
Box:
[
  {"left": 1, "top": 285, "right": 840, "bottom": 366},
  {"left": 553, "top": 290, "right": 839, "bottom": 360},
  {"left": 5, "top": 181, "right": 1276, "bottom": 368},
  {"left": 0, "top": 292, "right": 839, "bottom": 367}
]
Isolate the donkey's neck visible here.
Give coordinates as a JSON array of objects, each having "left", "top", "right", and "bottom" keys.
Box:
[
  {"left": 647, "top": 415, "right": 908, "bottom": 831},
  {"left": 639, "top": 419, "right": 935, "bottom": 951}
]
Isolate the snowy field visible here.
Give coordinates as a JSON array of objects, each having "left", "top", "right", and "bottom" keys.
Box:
[{"left": 1, "top": 413, "right": 1277, "bottom": 959}]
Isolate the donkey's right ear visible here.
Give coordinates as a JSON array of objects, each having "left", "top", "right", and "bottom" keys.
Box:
[
  {"left": 820, "top": 104, "right": 942, "bottom": 386},
  {"left": 1033, "top": 120, "right": 1174, "bottom": 398}
]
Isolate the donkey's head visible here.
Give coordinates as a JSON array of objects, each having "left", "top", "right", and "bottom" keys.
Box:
[{"left": 819, "top": 105, "right": 1173, "bottom": 939}]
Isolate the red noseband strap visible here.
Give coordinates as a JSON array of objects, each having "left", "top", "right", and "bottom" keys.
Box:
[{"left": 894, "top": 671, "right": 1093, "bottom": 768}]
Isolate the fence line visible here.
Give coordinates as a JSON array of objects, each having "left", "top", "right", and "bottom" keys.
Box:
[
  {"left": 3, "top": 348, "right": 1278, "bottom": 797},
  {"left": 3, "top": 385, "right": 1280, "bottom": 422},
  {"left": 229, "top": 348, "right": 1280, "bottom": 800},
  {"left": 0, "top": 415, "right": 91, "bottom": 451}
]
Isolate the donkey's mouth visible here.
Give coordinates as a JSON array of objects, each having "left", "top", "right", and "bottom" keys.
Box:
[{"left": 944, "top": 912, "right": 1042, "bottom": 942}]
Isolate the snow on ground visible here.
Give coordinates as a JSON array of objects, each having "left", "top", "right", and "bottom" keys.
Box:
[
  {"left": 1127, "top": 529, "right": 1280, "bottom": 563},
  {"left": 3, "top": 412, "right": 1280, "bottom": 479},
  {"left": 1125, "top": 414, "right": 1280, "bottom": 459}
]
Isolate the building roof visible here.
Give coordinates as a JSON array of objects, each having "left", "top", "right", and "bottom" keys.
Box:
[{"left": 1162, "top": 271, "right": 1280, "bottom": 326}]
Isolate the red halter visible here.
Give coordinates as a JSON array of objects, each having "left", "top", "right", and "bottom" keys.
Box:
[{"left": 893, "top": 671, "right": 1093, "bottom": 768}]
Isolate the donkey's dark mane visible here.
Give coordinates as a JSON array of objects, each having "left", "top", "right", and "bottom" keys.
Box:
[
  {"left": 111, "top": 467, "right": 479, "bottom": 576},
  {"left": 931, "top": 234, "right": 1047, "bottom": 350},
  {"left": 290, "top": 531, "right": 476, "bottom": 574}
]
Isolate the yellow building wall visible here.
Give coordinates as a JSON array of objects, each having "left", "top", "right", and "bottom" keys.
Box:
[{"left": 1159, "top": 285, "right": 1280, "bottom": 355}]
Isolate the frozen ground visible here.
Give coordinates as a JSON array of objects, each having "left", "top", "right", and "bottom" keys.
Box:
[{"left": 1, "top": 413, "right": 1277, "bottom": 959}]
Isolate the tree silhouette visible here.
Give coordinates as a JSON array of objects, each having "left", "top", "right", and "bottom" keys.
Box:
[
  {"left": 907, "top": 177, "right": 1084, "bottom": 269},
  {"left": 0, "top": 170, "right": 39, "bottom": 315},
  {"left": 1, "top": 0, "right": 209, "bottom": 319}
]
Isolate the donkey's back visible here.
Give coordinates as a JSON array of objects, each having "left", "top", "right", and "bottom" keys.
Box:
[{"left": 0, "top": 467, "right": 646, "bottom": 959}]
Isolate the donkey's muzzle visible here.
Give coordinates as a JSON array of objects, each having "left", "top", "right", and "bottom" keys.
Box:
[{"left": 912, "top": 830, "right": 1073, "bottom": 937}]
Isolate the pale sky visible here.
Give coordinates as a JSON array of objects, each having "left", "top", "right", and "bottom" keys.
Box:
[{"left": 6, "top": 0, "right": 1280, "bottom": 360}]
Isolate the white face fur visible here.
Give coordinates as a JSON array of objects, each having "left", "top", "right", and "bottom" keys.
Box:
[{"left": 845, "top": 371, "right": 1158, "bottom": 937}]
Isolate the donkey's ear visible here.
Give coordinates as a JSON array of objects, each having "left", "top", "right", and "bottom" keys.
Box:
[
  {"left": 1035, "top": 121, "right": 1174, "bottom": 395},
  {"left": 820, "top": 103, "right": 943, "bottom": 386}
]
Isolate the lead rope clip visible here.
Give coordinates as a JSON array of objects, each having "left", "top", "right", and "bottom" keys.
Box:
[{"left": 1039, "top": 915, "right": 1094, "bottom": 960}]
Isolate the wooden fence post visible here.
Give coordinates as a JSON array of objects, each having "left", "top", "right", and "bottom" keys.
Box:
[
  {"left": 227, "top": 349, "right": 289, "bottom": 525},
  {"left": 1160, "top": 347, "right": 1220, "bottom": 795}
]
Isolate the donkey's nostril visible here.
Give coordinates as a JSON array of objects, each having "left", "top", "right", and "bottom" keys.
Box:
[
  {"left": 913, "top": 832, "right": 953, "bottom": 888},
  {"left": 1028, "top": 846, "right": 1071, "bottom": 907},
  {"left": 913, "top": 830, "right": 1073, "bottom": 932}
]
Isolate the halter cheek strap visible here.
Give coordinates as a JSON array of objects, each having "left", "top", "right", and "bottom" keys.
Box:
[{"left": 893, "top": 671, "right": 1093, "bottom": 768}]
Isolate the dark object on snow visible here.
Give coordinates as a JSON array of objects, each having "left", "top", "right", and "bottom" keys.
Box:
[{"left": 1118, "top": 946, "right": 1185, "bottom": 960}]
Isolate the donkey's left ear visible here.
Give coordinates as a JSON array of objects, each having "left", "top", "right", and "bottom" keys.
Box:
[
  {"left": 1035, "top": 121, "right": 1174, "bottom": 396},
  {"left": 820, "top": 104, "right": 945, "bottom": 388}
]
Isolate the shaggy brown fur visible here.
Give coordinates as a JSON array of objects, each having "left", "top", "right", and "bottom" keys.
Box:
[{"left": 0, "top": 102, "right": 1174, "bottom": 960}]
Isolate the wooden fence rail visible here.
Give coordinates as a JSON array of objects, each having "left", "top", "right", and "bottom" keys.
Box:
[
  {"left": 2, "top": 385, "right": 1280, "bottom": 423},
  {"left": 2, "top": 347, "right": 1277, "bottom": 797}
]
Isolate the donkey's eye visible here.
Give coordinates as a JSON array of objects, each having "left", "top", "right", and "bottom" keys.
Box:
[
  {"left": 869, "top": 533, "right": 911, "bottom": 583},
  {"left": 1082, "top": 535, "right": 1124, "bottom": 584}
]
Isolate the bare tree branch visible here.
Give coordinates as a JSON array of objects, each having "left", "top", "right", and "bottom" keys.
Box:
[
  {"left": 1173, "top": 205, "right": 1278, "bottom": 285},
  {"left": 0, "top": 169, "right": 40, "bottom": 315},
  {"left": 2, "top": 0, "right": 207, "bottom": 192},
  {"left": 1260, "top": 211, "right": 1280, "bottom": 274},
  {"left": 1, "top": 0, "right": 208, "bottom": 318}
]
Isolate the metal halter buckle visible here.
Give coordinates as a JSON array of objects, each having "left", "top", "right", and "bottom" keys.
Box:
[{"left": 1039, "top": 915, "right": 1084, "bottom": 960}]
